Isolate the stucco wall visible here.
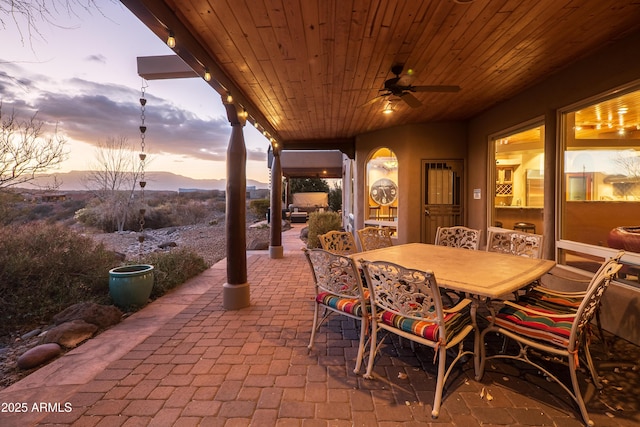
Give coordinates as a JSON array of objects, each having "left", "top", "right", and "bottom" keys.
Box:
[
  {"left": 467, "top": 30, "right": 640, "bottom": 242},
  {"left": 466, "top": 30, "right": 640, "bottom": 345},
  {"left": 354, "top": 122, "right": 467, "bottom": 244}
]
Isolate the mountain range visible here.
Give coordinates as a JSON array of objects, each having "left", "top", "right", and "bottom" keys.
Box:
[{"left": 27, "top": 170, "right": 269, "bottom": 192}]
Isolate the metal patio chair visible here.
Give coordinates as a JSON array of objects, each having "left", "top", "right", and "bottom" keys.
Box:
[
  {"left": 478, "top": 259, "right": 623, "bottom": 426},
  {"left": 359, "top": 259, "right": 476, "bottom": 419},
  {"left": 434, "top": 226, "right": 481, "bottom": 250},
  {"left": 518, "top": 251, "right": 625, "bottom": 368},
  {"left": 303, "top": 248, "right": 369, "bottom": 374},
  {"left": 486, "top": 228, "right": 544, "bottom": 258},
  {"left": 318, "top": 230, "right": 359, "bottom": 255},
  {"left": 357, "top": 226, "right": 393, "bottom": 251}
]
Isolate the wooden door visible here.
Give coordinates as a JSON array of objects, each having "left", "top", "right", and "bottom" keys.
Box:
[{"left": 421, "top": 160, "right": 465, "bottom": 243}]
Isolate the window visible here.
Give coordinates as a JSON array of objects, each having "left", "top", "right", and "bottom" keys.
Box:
[
  {"left": 490, "top": 124, "right": 545, "bottom": 233},
  {"left": 561, "top": 89, "right": 640, "bottom": 246},
  {"left": 560, "top": 87, "right": 640, "bottom": 283},
  {"left": 365, "top": 148, "right": 398, "bottom": 234}
]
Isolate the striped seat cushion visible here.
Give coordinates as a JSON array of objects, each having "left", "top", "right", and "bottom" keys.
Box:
[
  {"left": 519, "top": 290, "right": 581, "bottom": 312},
  {"left": 380, "top": 309, "right": 471, "bottom": 342},
  {"left": 493, "top": 304, "right": 574, "bottom": 347},
  {"left": 317, "top": 291, "right": 369, "bottom": 317}
]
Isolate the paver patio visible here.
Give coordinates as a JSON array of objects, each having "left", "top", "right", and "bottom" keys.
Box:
[{"left": 1, "top": 224, "right": 638, "bottom": 426}]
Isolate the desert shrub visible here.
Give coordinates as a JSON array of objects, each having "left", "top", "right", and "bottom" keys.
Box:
[
  {"left": 211, "top": 200, "right": 226, "bottom": 213},
  {"left": 306, "top": 211, "right": 342, "bottom": 248},
  {"left": 328, "top": 184, "right": 342, "bottom": 212},
  {"left": 178, "top": 190, "right": 224, "bottom": 201},
  {"left": 53, "top": 199, "right": 87, "bottom": 222},
  {"left": 249, "top": 198, "right": 270, "bottom": 218},
  {"left": 26, "top": 203, "right": 54, "bottom": 220},
  {"left": 172, "top": 200, "right": 209, "bottom": 225},
  {"left": 74, "top": 197, "right": 138, "bottom": 231},
  {"left": 140, "top": 248, "right": 209, "bottom": 299},
  {"left": 75, "top": 198, "right": 175, "bottom": 231},
  {"left": 0, "top": 223, "right": 122, "bottom": 337},
  {"left": 0, "top": 191, "right": 22, "bottom": 225}
]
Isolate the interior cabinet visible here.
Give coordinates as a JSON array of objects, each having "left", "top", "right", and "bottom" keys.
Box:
[{"left": 496, "top": 166, "right": 514, "bottom": 205}]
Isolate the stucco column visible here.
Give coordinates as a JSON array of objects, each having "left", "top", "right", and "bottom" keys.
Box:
[
  {"left": 223, "top": 99, "right": 249, "bottom": 309},
  {"left": 269, "top": 147, "right": 283, "bottom": 258}
]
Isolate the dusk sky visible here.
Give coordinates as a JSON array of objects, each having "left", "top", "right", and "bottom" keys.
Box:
[{"left": 0, "top": 1, "right": 270, "bottom": 183}]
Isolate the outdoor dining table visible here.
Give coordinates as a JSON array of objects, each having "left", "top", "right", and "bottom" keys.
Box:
[{"left": 352, "top": 242, "right": 556, "bottom": 377}]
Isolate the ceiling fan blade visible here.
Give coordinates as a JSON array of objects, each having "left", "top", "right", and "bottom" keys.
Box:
[
  {"left": 412, "top": 85, "right": 461, "bottom": 92},
  {"left": 357, "top": 93, "right": 388, "bottom": 109},
  {"left": 399, "top": 92, "right": 422, "bottom": 108}
]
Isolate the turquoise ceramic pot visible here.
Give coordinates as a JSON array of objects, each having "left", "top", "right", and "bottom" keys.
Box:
[{"left": 109, "top": 264, "right": 154, "bottom": 309}]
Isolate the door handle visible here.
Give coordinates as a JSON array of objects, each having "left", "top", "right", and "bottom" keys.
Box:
[{"left": 424, "top": 209, "right": 430, "bottom": 216}]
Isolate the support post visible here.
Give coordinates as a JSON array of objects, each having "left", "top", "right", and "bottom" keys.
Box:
[
  {"left": 223, "top": 99, "right": 250, "bottom": 309},
  {"left": 269, "top": 148, "right": 283, "bottom": 258},
  {"left": 543, "top": 109, "right": 557, "bottom": 260}
]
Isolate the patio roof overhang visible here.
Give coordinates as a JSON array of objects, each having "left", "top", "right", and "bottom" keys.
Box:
[
  {"left": 268, "top": 149, "right": 343, "bottom": 179},
  {"left": 121, "top": 0, "right": 640, "bottom": 150}
]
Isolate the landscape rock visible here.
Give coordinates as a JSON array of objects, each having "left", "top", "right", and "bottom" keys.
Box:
[
  {"left": 20, "top": 328, "right": 42, "bottom": 340},
  {"left": 17, "top": 343, "right": 62, "bottom": 370},
  {"left": 158, "top": 241, "right": 178, "bottom": 249},
  {"left": 41, "top": 320, "right": 98, "bottom": 348},
  {"left": 247, "top": 238, "right": 269, "bottom": 250},
  {"left": 52, "top": 302, "right": 123, "bottom": 329}
]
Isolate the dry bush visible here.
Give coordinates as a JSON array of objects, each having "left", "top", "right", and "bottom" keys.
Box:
[
  {"left": 0, "top": 223, "right": 122, "bottom": 337},
  {"left": 140, "top": 248, "right": 209, "bottom": 299},
  {"left": 306, "top": 211, "right": 342, "bottom": 248}
]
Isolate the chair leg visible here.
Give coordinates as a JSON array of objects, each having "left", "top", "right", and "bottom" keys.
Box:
[
  {"left": 594, "top": 308, "right": 610, "bottom": 357},
  {"left": 364, "top": 323, "right": 378, "bottom": 379},
  {"left": 582, "top": 336, "right": 603, "bottom": 390},
  {"left": 431, "top": 346, "right": 448, "bottom": 418},
  {"left": 308, "top": 303, "right": 320, "bottom": 352},
  {"left": 568, "top": 350, "right": 594, "bottom": 426},
  {"left": 353, "top": 317, "right": 368, "bottom": 374}
]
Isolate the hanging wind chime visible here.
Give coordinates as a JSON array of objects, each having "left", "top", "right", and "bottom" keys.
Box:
[{"left": 138, "top": 80, "right": 148, "bottom": 257}]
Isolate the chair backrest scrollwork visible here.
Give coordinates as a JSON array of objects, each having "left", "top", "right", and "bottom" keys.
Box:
[
  {"left": 357, "top": 226, "right": 393, "bottom": 251},
  {"left": 318, "top": 230, "right": 359, "bottom": 255},
  {"left": 435, "top": 226, "right": 481, "bottom": 250}
]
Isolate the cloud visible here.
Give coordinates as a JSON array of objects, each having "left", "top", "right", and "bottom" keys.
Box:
[
  {"left": 84, "top": 54, "right": 107, "bottom": 64},
  {"left": 0, "top": 63, "right": 266, "bottom": 163}
]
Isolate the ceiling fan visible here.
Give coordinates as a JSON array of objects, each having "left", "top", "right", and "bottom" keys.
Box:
[{"left": 361, "top": 64, "right": 460, "bottom": 109}]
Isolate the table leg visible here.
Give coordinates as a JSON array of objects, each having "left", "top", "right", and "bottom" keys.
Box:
[{"left": 470, "top": 299, "right": 481, "bottom": 379}]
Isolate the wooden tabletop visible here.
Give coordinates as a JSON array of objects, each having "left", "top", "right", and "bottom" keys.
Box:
[{"left": 353, "top": 243, "right": 556, "bottom": 299}]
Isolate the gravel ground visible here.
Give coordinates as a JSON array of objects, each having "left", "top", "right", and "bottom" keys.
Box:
[
  {"left": 0, "top": 218, "right": 272, "bottom": 390},
  {"left": 89, "top": 219, "right": 271, "bottom": 266}
]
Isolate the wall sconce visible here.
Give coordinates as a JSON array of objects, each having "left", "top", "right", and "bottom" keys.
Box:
[
  {"left": 166, "top": 30, "right": 176, "bottom": 48},
  {"left": 226, "top": 92, "right": 233, "bottom": 103},
  {"left": 204, "top": 68, "right": 211, "bottom": 81}
]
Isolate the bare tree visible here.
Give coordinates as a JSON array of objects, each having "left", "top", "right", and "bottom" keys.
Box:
[
  {"left": 612, "top": 151, "right": 640, "bottom": 200},
  {"left": 0, "top": 106, "right": 68, "bottom": 189},
  {"left": 84, "top": 136, "right": 142, "bottom": 232},
  {"left": 0, "top": 0, "right": 108, "bottom": 46}
]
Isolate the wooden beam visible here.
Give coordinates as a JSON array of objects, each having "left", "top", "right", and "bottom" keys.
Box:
[
  {"left": 137, "top": 55, "right": 198, "bottom": 80},
  {"left": 121, "top": 0, "right": 282, "bottom": 144}
]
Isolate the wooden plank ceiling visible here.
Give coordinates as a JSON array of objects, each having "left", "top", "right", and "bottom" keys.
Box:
[{"left": 122, "top": 0, "right": 640, "bottom": 149}]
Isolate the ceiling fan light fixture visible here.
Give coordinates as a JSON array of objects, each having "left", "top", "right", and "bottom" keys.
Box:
[{"left": 383, "top": 102, "right": 394, "bottom": 114}]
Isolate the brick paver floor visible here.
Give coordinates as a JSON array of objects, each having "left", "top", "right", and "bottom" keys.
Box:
[{"left": 1, "top": 224, "right": 638, "bottom": 426}]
